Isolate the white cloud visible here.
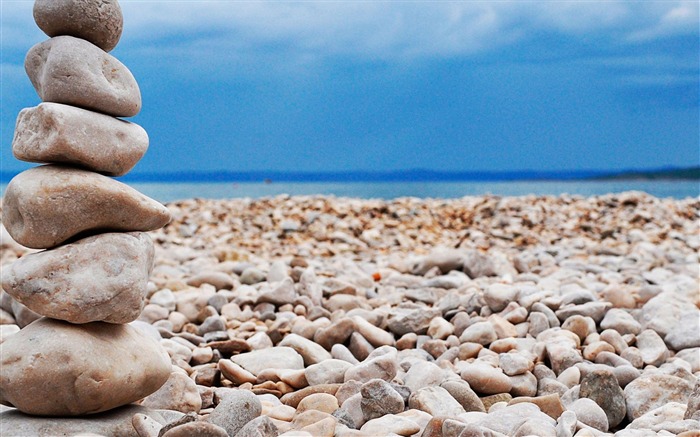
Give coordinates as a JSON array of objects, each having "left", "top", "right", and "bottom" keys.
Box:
[
  {"left": 627, "top": 2, "right": 699, "bottom": 41},
  {"left": 1, "top": 1, "right": 697, "bottom": 66},
  {"left": 116, "top": 1, "right": 696, "bottom": 57}
]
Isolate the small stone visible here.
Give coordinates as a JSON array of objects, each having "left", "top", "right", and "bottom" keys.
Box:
[
  {"left": 280, "top": 384, "right": 341, "bottom": 408},
  {"left": 258, "top": 279, "right": 297, "bottom": 306},
  {"left": 408, "top": 386, "right": 466, "bottom": 416},
  {"left": 344, "top": 346, "right": 398, "bottom": 383},
  {"left": 0, "top": 325, "right": 20, "bottom": 344},
  {"left": 403, "top": 360, "right": 444, "bottom": 392},
  {"left": 240, "top": 267, "right": 266, "bottom": 285},
  {"left": 555, "top": 410, "right": 577, "bottom": 437},
  {"left": 387, "top": 307, "right": 441, "bottom": 336},
  {"left": 545, "top": 342, "right": 583, "bottom": 375},
  {"left": 2, "top": 165, "right": 170, "bottom": 249},
  {"left": 665, "top": 310, "right": 700, "bottom": 350},
  {"left": 33, "top": 0, "right": 123, "bottom": 52},
  {"left": 459, "top": 321, "right": 498, "bottom": 345},
  {"left": 305, "top": 359, "right": 353, "bottom": 386},
  {"left": 555, "top": 302, "right": 611, "bottom": 324},
  {"left": 412, "top": 250, "right": 464, "bottom": 275},
  {"left": 206, "top": 338, "right": 251, "bottom": 356},
  {"left": 579, "top": 368, "right": 626, "bottom": 428},
  {"left": 141, "top": 369, "right": 202, "bottom": 413},
  {"left": 636, "top": 329, "right": 669, "bottom": 366},
  {"left": 599, "top": 329, "right": 628, "bottom": 354},
  {"left": 460, "top": 362, "right": 512, "bottom": 395},
  {"left": 279, "top": 333, "right": 332, "bottom": 365},
  {"left": 639, "top": 291, "right": 690, "bottom": 337},
  {"left": 352, "top": 316, "right": 396, "bottom": 347},
  {"left": 508, "top": 371, "right": 537, "bottom": 397},
  {"left": 508, "top": 393, "right": 564, "bottom": 419},
  {"left": 499, "top": 352, "right": 533, "bottom": 376},
  {"left": 684, "top": 380, "right": 700, "bottom": 420},
  {"left": 9, "top": 299, "right": 41, "bottom": 328},
  {"left": 207, "top": 389, "right": 262, "bottom": 436},
  {"left": 0, "top": 318, "right": 170, "bottom": 415},
  {"left": 161, "top": 421, "right": 229, "bottom": 437},
  {"left": 231, "top": 348, "right": 304, "bottom": 377},
  {"left": 25, "top": 36, "right": 140, "bottom": 117},
  {"left": 476, "top": 402, "right": 553, "bottom": 435},
  {"left": 513, "top": 418, "right": 557, "bottom": 437},
  {"left": 561, "top": 315, "right": 596, "bottom": 341},
  {"left": 624, "top": 373, "right": 694, "bottom": 420},
  {"left": 427, "top": 316, "right": 454, "bottom": 340},
  {"left": 132, "top": 413, "right": 162, "bottom": 437},
  {"left": 360, "top": 379, "right": 405, "bottom": 421},
  {"left": 557, "top": 366, "right": 580, "bottom": 388},
  {"left": 347, "top": 332, "right": 374, "bottom": 361},
  {"left": 191, "top": 347, "right": 214, "bottom": 365},
  {"left": 440, "top": 380, "right": 485, "bottom": 412},
  {"left": 599, "top": 309, "right": 642, "bottom": 335},
  {"left": 296, "top": 393, "right": 339, "bottom": 415},
  {"left": 298, "top": 415, "right": 336, "bottom": 437},
  {"left": 234, "top": 415, "right": 279, "bottom": 437},
  {"left": 360, "top": 414, "right": 420, "bottom": 436},
  {"left": 463, "top": 250, "right": 498, "bottom": 278},
  {"left": 483, "top": 283, "right": 518, "bottom": 312},
  {"left": 13, "top": 103, "right": 148, "bottom": 176},
  {"left": 314, "top": 318, "right": 356, "bottom": 350},
  {"left": 568, "top": 398, "right": 608, "bottom": 432},
  {"left": 582, "top": 341, "right": 615, "bottom": 361},
  {"left": 187, "top": 272, "right": 234, "bottom": 290}
]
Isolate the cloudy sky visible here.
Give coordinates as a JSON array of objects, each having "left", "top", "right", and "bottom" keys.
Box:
[{"left": 1, "top": 1, "right": 698, "bottom": 175}]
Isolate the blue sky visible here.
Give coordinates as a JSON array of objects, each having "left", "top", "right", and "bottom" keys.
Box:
[{"left": 2, "top": 1, "right": 698, "bottom": 174}]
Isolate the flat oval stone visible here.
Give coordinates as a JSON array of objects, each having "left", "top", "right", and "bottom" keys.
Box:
[
  {"left": 12, "top": 103, "right": 148, "bottom": 176},
  {"left": 0, "top": 317, "right": 171, "bottom": 416},
  {"left": 1, "top": 232, "right": 154, "bottom": 324},
  {"left": 25, "top": 36, "right": 140, "bottom": 117},
  {"left": 33, "top": 0, "right": 123, "bottom": 52},
  {"left": 2, "top": 165, "right": 171, "bottom": 249}
]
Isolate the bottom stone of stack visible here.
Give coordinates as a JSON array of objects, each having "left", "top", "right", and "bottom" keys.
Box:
[
  {"left": 0, "top": 317, "right": 171, "bottom": 416},
  {"left": 0, "top": 404, "right": 167, "bottom": 437}
]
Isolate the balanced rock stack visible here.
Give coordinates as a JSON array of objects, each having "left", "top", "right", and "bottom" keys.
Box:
[{"left": 1, "top": 0, "right": 172, "bottom": 417}]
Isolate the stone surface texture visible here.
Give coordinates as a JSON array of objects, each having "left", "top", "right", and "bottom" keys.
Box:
[
  {"left": 25, "top": 36, "right": 141, "bottom": 117},
  {"left": 33, "top": 0, "right": 123, "bottom": 52},
  {"left": 0, "top": 318, "right": 171, "bottom": 415},
  {"left": 1, "top": 232, "right": 154, "bottom": 324},
  {"left": 2, "top": 165, "right": 171, "bottom": 249},
  {"left": 12, "top": 103, "right": 148, "bottom": 176}
]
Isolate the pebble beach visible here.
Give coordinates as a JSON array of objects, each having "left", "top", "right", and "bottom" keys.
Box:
[{"left": 1, "top": 192, "right": 699, "bottom": 436}]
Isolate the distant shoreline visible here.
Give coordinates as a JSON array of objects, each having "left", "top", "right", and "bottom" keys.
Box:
[{"left": 1, "top": 166, "right": 698, "bottom": 185}]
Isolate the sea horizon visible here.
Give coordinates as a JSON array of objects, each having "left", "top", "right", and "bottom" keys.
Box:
[
  {"left": 2, "top": 179, "right": 697, "bottom": 204},
  {"left": 1, "top": 167, "right": 698, "bottom": 203}
]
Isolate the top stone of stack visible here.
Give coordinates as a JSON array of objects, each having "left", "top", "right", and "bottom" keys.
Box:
[{"left": 33, "top": 0, "right": 123, "bottom": 52}]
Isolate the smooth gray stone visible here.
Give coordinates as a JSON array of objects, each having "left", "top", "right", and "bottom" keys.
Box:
[
  {"left": 25, "top": 36, "right": 141, "bottom": 117},
  {"left": 0, "top": 405, "right": 164, "bottom": 437},
  {"left": 13, "top": 103, "right": 148, "bottom": 176},
  {"left": 33, "top": 0, "right": 123, "bottom": 52},
  {"left": 2, "top": 165, "right": 171, "bottom": 249},
  {"left": 1, "top": 232, "right": 154, "bottom": 324},
  {"left": 0, "top": 318, "right": 171, "bottom": 416}
]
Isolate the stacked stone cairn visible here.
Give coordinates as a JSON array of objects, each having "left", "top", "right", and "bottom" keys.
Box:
[{"left": 0, "top": 0, "right": 173, "bottom": 417}]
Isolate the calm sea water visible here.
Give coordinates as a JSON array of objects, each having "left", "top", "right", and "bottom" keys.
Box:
[{"left": 3, "top": 180, "right": 693, "bottom": 203}]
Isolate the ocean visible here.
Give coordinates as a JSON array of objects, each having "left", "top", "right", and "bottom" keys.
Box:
[{"left": 3, "top": 180, "right": 694, "bottom": 203}]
